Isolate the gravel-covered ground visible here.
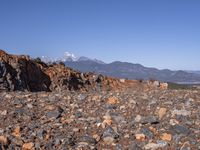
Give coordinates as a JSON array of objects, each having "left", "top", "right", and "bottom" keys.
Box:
[{"left": 0, "top": 88, "right": 200, "bottom": 150}]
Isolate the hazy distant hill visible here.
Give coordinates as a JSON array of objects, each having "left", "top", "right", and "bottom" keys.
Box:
[
  {"left": 64, "top": 60, "right": 200, "bottom": 83},
  {"left": 185, "top": 71, "right": 200, "bottom": 75},
  {"left": 41, "top": 52, "right": 200, "bottom": 83}
]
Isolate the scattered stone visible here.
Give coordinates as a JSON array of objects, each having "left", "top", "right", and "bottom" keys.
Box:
[
  {"left": 73, "top": 128, "right": 80, "bottom": 132},
  {"left": 170, "top": 124, "right": 190, "bottom": 135},
  {"left": 158, "top": 107, "right": 167, "bottom": 119},
  {"left": 0, "top": 136, "right": 8, "bottom": 145},
  {"left": 27, "top": 103, "right": 33, "bottom": 109},
  {"left": 135, "top": 134, "right": 146, "bottom": 141},
  {"left": 144, "top": 141, "right": 168, "bottom": 150},
  {"left": 22, "top": 142, "right": 34, "bottom": 150},
  {"left": 46, "top": 107, "right": 63, "bottom": 119},
  {"left": 129, "top": 142, "right": 142, "bottom": 150},
  {"left": 37, "top": 129, "right": 47, "bottom": 140},
  {"left": 140, "top": 128, "right": 154, "bottom": 139},
  {"left": 172, "top": 109, "right": 191, "bottom": 116},
  {"left": 134, "top": 115, "right": 142, "bottom": 123},
  {"left": 78, "top": 135, "right": 97, "bottom": 145},
  {"left": 160, "top": 133, "right": 172, "bottom": 141},
  {"left": 12, "top": 126, "right": 21, "bottom": 137},
  {"left": 141, "top": 116, "right": 159, "bottom": 124},
  {"left": 107, "top": 96, "right": 119, "bottom": 105},
  {"left": 180, "top": 142, "right": 191, "bottom": 150},
  {"left": 102, "top": 126, "right": 119, "bottom": 144},
  {"left": 0, "top": 110, "right": 7, "bottom": 115},
  {"left": 93, "top": 134, "right": 101, "bottom": 142}
]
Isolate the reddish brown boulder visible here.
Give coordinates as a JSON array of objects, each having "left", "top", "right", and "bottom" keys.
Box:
[{"left": 0, "top": 50, "right": 51, "bottom": 92}]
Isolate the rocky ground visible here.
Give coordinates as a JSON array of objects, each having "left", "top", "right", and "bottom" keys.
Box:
[
  {"left": 0, "top": 50, "right": 199, "bottom": 149},
  {"left": 0, "top": 88, "right": 199, "bottom": 150}
]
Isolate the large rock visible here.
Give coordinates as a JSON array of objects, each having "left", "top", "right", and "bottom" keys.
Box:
[{"left": 0, "top": 50, "right": 51, "bottom": 92}]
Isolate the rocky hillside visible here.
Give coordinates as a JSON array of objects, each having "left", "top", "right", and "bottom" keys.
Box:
[
  {"left": 0, "top": 50, "right": 159, "bottom": 92},
  {"left": 0, "top": 50, "right": 51, "bottom": 92}
]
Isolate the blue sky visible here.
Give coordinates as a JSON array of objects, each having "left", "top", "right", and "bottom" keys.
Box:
[{"left": 0, "top": 0, "right": 200, "bottom": 70}]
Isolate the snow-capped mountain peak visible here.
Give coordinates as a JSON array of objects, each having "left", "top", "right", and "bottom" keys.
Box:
[
  {"left": 40, "top": 51, "right": 105, "bottom": 64},
  {"left": 61, "top": 52, "right": 78, "bottom": 61}
]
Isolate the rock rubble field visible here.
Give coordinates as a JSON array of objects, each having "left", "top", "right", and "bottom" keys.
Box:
[
  {"left": 0, "top": 50, "right": 199, "bottom": 149},
  {"left": 0, "top": 89, "right": 200, "bottom": 149}
]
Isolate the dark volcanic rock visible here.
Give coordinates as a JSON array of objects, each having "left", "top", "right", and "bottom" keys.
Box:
[
  {"left": 170, "top": 124, "right": 191, "bottom": 135},
  {"left": 141, "top": 116, "right": 160, "bottom": 125},
  {"left": 46, "top": 107, "right": 63, "bottom": 119},
  {"left": 0, "top": 50, "right": 51, "bottom": 92}
]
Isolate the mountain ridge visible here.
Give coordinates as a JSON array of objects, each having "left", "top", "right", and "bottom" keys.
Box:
[{"left": 40, "top": 52, "right": 200, "bottom": 83}]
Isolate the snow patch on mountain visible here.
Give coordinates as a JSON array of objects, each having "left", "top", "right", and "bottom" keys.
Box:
[{"left": 40, "top": 51, "right": 105, "bottom": 64}]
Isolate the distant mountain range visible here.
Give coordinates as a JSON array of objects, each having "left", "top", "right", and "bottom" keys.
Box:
[
  {"left": 41, "top": 52, "right": 200, "bottom": 84},
  {"left": 185, "top": 71, "right": 200, "bottom": 75},
  {"left": 41, "top": 52, "right": 105, "bottom": 64}
]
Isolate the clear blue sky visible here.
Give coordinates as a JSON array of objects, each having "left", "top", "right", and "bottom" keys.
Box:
[{"left": 0, "top": 0, "right": 200, "bottom": 70}]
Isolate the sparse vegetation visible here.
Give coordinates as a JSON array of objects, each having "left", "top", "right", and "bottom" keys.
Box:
[{"left": 168, "top": 82, "right": 195, "bottom": 90}]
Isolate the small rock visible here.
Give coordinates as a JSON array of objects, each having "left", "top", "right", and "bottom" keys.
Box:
[
  {"left": 107, "top": 96, "right": 119, "bottom": 105},
  {"left": 129, "top": 142, "right": 142, "bottom": 150},
  {"left": 135, "top": 134, "right": 146, "bottom": 141},
  {"left": 124, "top": 134, "right": 130, "bottom": 138},
  {"left": 78, "top": 135, "right": 97, "bottom": 145},
  {"left": 72, "top": 128, "right": 80, "bottom": 132},
  {"left": 75, "top": 111, "right": 82, "bottom": 118},
  {"left": 140, "top": 128, "right": 154, "bottom": 139},
  {"left": 77, "top": 94, "right": 86, "bottom": 101},
  {"left": 1, "top": 110, "right": 7, "bottom": 115},
  {"left": 170, "top": 124, "right": 190, "bottom": 135},
  {"left": 0, "top": 135, "right": 8, "bottom": 145},
  {"left": 12, "top": 126, "right": 21, "bottom": 137},
  {"left": 158, "top": 107, "right": 167, "bottom": 119},
  {"left": 172, "top": 109, "right": 191, "bottom": 116},
  {"left": 111, "top": 114, "right": 126, "bottom": 124},
  {"left": 102, "top": 119, "right": 113, "bottom": 127},
  {"left": 141, "top": 116, "right": 159, "bottom": 124},
  {"left": 120, "top": 79, "right": 125, "bottom": 83},
  {"left": 102, "top": 126, "right": 119, "bottom": 144},
  {"left": 180, "top": 142, "right": 191, "bottom": 150},
  {"left": 46, "top": 107, "right": 63, "bottom": 119},
  {"left": 160, "top": 133, "right": 172, "bottom": 141},
  {"left": 37, "top": 129, "right": 47, "bottom": 140},
  {"left": 54, "top": 138, "right": 61, "bottom": 146},
  {"left": 22, "top": 142, "right": 34, "bottom": 150},
  {"left": 134, "top": 115, "right": 142, "bottom": 123},
  {"left": 103, "top": 137, "right": 115, "bottom": 144},
  {"left": 93, "top": 134, "right": 101, "bottom": 142},
  {"left": 144, "top": 141, "right": 167, "bottom": 150},
  {"left": 12, "top": 138, "right": 23, "bottom": 146},
  {"left": 27, "top": 103, "right": 33, "bottom": 109},
  {"left": 169, "top": 119, "right": 179, "bottom": 125}
]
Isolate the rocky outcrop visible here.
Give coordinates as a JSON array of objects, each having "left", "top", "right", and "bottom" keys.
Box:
[
  {"left": 44, "top": 64, "right": 136, "bottom": 91},
  {"left": 0, "top": 50, "right": 51, "bottom": 92}
]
